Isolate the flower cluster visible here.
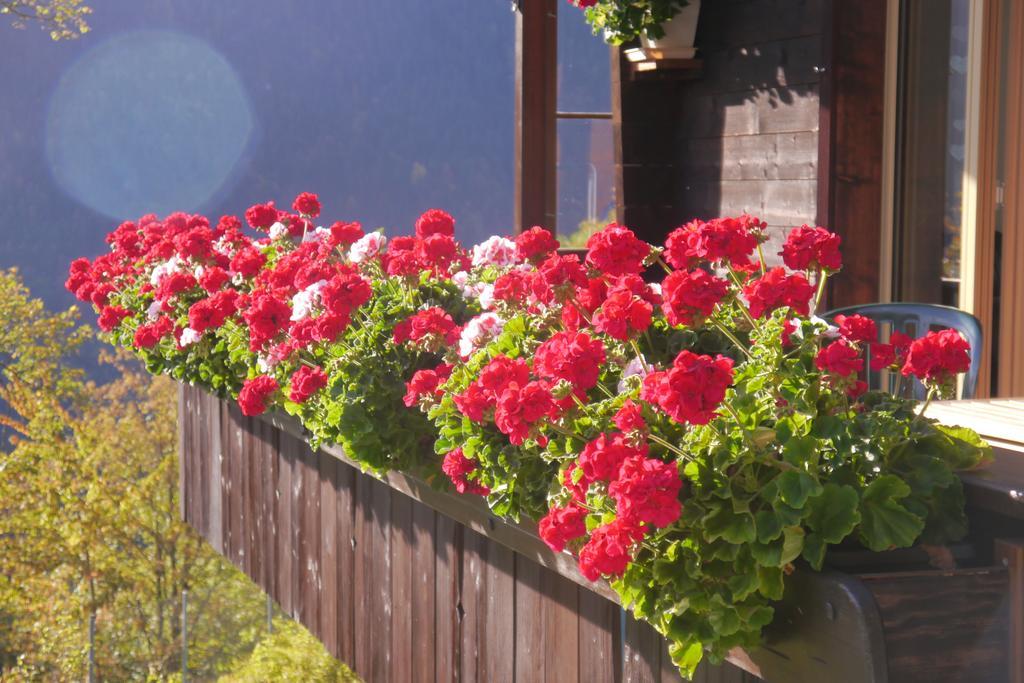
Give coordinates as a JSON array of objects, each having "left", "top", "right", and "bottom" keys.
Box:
[{"left": 69, "top": 198, "right": 989, "bottom": 679}]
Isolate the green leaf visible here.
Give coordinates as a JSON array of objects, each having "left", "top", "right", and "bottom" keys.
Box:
[
  {"left": 703, "top": 505, "right": 756, "bottom": 545},
  {"left": 932, "top": 424, "right": 994, "bottom": 470},
  {"left": 773, "top": 470, "right": 822, "bottom": 509},
  {"left": 780, "top": 526, "right": 805, "bottom": 565},
  {"left": 806, "top": 483, "right": 860, "bottom": 543},
  {"left": 802, "top": 533, "right": 827, "bottom": 570},
  {"left": 754, "top": 509, "right": 783, "bottom": 543},
  {"left": 858, "top": 475, "right": 925, "bottom": 551},
  {"left": 670, "top": 640, "right": 705, "bottom": 679},
  {"left": 757, "top": 566, "right": 785, "bottom": 600}
]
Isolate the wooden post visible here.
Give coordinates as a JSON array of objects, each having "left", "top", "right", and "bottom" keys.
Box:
[
  {"left": 995, "top": 539, "right": 1024, "bottom": 683},
  {"left": 514, "top": 0, "right": 558, "bottom": 233}
]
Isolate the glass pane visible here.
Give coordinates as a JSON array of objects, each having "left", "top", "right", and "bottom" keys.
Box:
[
  {"left": 557, "top": 4, "right": 612, "bottom": 113},
  {"left": 556, "top": 118, "right": 616, "bottom": 245},
  {"left": 0, "top": 0, "right": 515, "bottom": 313},
  {"left": 894, "top": 0, "right": 970, "bottom": 306}
]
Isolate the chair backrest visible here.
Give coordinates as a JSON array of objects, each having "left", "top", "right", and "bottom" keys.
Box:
[{"left": 821, "top": 302, "right": 983, "bottom": 400}]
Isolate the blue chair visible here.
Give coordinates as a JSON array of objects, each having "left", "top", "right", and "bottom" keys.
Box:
[{"left": 822, "top": 303, "right": 983, "bottom": 400}]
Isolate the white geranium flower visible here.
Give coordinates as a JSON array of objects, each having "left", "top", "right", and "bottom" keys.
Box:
[
  {"left": 179, "top": 327, "right": 202, "bottom": 347},
  {"left": 268, "top": 221, "right": 289, "bottom": 240},
  {"left": 477, "top": 283, "right": 496, "bottom": 310},
  {"left": 471, "top": 236, "right": 519, "bottom": 268},
  {"left": 349, "top": 232, "right": 387, "bottom": 263},
  {"left": 150, "top": 256, "right": 182, "bottom": 287},
  {"left": 302, "top": 226, "right": 331, "bottom": 244},
  {"left": 458, "top": 312, "right": 505, "bottom": 358},
  {"left": 618, "top": 355, "right": 651, "bottom": 393},
  {"left": 146, "top": 300, "right": 162, "bottom": 321},
  {"left": 290, "top": 280, "right": 327, "bottom": 321}
]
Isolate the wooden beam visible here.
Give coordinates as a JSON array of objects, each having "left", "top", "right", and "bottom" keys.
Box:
[
  {"left": 970, "top": 0, "right": 1003, "bottom": 398},
  {"left": 514, "top": 0, "right": 558, "bottom": 233},
  {"left": 995, "top": 539, "right": 1024, "bottom": 683},
  {"left": 998, "top": 0, "right": 1024, "bottom": 395},
  {"left": 819, "top": 0, "right": 888, "bottom": 309}
]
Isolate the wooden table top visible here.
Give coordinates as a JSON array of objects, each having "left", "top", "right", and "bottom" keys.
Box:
[{"left": 926, "top": 399, "right": 1024, "bottom": 521}]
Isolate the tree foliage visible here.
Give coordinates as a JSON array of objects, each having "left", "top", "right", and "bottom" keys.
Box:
[
  {"left": 0, "top": 0, "right": 91, "bottom": 40},
  {"left": 0, "top": 269, "right": 349, "bottom": 681}
]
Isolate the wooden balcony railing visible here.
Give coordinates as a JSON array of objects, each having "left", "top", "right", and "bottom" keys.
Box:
[{"left": 178, "top": 384, "right": 1019, "bottom": 683}]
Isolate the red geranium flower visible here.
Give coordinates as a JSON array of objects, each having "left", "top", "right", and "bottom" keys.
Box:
[
  {"left": 292, "top": 192, "right": 321, "bottom": 217},
  {"left": 154, "top": 271, "right": 197, "bottom": 302},
  {"left": 901, "top": 329, "right": 971, "bottom": 383},
  {"left": 780, "top": 225, "right": 842, "bottom": 272},
  {"left": 609, "top": 455, "right": 682, "bottom": 528},
  {"left": 815, "top": 340, "right": 864, "bottom": 377},
  {"left": 585, "top": 224, "right": 651, "bottom": 276},
  {"left": 245, "top": 201, "right": 279, "bottom": 230},
  {"left": 641, "top": 350, "right": 734, "bottom": 425},
  {"left": 743, "top": 267, "right": 815, "bottom": 319},
  {"left": 494, "top": 381, "right": 558, "bottom": 445},
  {"left": 415, "top": 208, "right": 455, "bottom": 239},
  {"left": 869, "top": 330, "right": 913, "bottom": 371},
  {"left": 593, "top": 284, "right": 653, "bottom": 340},
  {"left": 97, "top": 305, "right": 131, "bottom": 332},
  {"left": 516, "top": 226, "right": 559, "bottom": 263},
  {"left": 534, "top": 331, "right": 606, "bottom": 390},
  {"left": 403, "top": 363, "right": 453, "bottom": 408},
  {"left": 198, "top": 266, "right": 230, "bottom": 293},
  {"left": 664, "top": 216, "right": 759, "bottom": 268},
  {"left": 578, "top": 432, "right": 649, "bottom": 484},
  {"left": 238, "top": 375, "right": 279, "bottom": 416},
  {"left": 578, "top": 518, "right": 645, "bottom": 582},
  {"left": 393, "top": 307, "right": 460, "bottom": 350},
  {"left": 230, "top": 247, "right": 266, "bottom": 279},
  {"left": 538, "top": 504, "right": 587, "bottom": 552},
  {"left": 320, "top": 272, "right": 372, "bottom": 318},
  {"left": 133, "top": 316, "right": 173, "bottom": 349},
  {"left": 834, "top": 314, "right": 877, "bottom": 344},
  {"left": 328, "top": 221, "right": 364, "bottom": 247},
  {"left": 288, "top": 365, "right": 328, "bottom": 403},
  {"left": 243, "top": 294, "right": 291, "bottom": 350},
  {"left": 442, "top": 448, "right": 489, "bottom": 495},
  {"left": 661, "top": 269, "right": 729, "bottom": 327},
  {"left": 613, "top": 400, "right": 646, "bottom": 433}
]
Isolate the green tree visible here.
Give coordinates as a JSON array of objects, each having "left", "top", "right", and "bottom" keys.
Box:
[
  {"left": 0, "top": 269, "right": 351, "bottom": 680},
  {"left": 1, "top": 0, "right": 91, "bottom": 40}
]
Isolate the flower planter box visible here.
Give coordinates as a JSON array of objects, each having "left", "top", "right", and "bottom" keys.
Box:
[{"left": 178, "top": 383, "right": 1015, "bottom": 682}]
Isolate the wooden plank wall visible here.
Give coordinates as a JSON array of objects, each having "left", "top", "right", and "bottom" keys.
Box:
[
  {"left": 179, "top": 384, "right": 758, "bottom": 683},
  {"left": 616, "top": 0, "right": 823, "bottom": 254}
]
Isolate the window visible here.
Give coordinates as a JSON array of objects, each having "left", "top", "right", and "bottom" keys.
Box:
[
  {"left": 555, "top": 6, "right": 615, "bottom": 245},
  {"left": 892, "top": 0, "right": 971, "bottom": 306}
]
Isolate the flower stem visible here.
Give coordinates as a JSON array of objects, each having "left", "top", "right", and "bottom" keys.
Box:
[
  {"left": 725, "top": 266, "right": 758, "bottom": 328},
  {"left": 655, "top": 255, "right": 674, "bottom": 275},
  {"left": 547, "top": 422, "right": 586, "bottom": 444},
  {"left": 709, "top": 320, "right": 753, "bottom": 360},
  {"left": 812, "top": 269, "right": 829, "bottom": 315},
  {"left": 914, "top": 387, "right": 937, "bottom": 424},
  {"left": 756, "top": 244, "right": 768, "bottom": 275},
  {"left": 647, "top": 432, "right": 692, "bottom": 461},
  {"left": 629, "top": 339, "right": 651, "bottom": 374}
]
